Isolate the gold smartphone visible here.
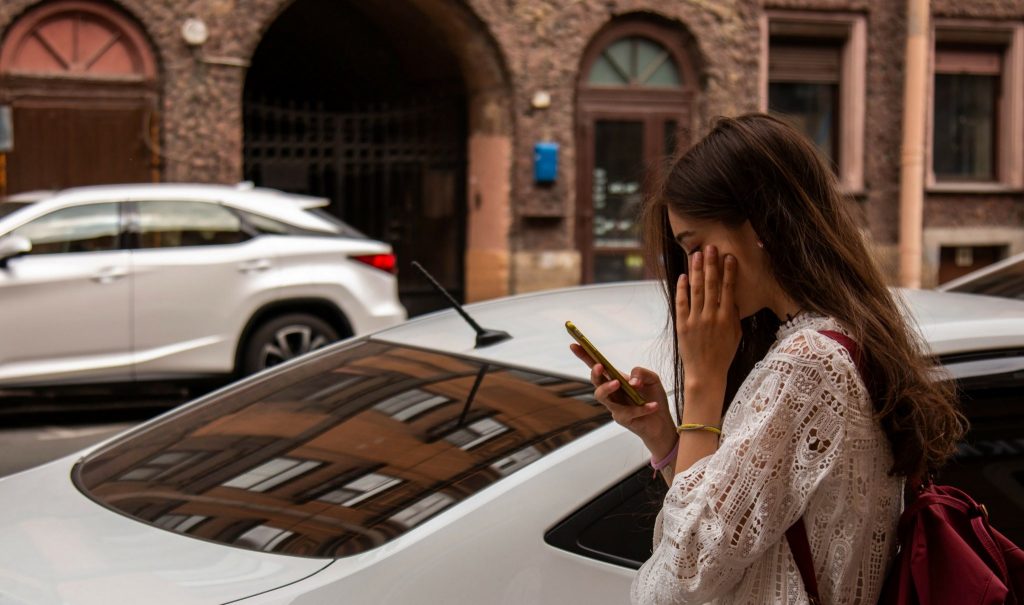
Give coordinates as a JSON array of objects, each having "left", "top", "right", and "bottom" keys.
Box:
[{"left": 565, "top": 320, "right": 647, "bottom": 406}]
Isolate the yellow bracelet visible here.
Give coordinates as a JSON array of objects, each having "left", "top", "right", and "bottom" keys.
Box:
[{"left": 676, "top": 423, "right": 722, "bottom": 436}]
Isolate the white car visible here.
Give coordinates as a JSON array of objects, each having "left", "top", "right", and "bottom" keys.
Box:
[
  {"left": 0, "top": 183, "right": 406, "bottom": 388},
  {"left": 1, "top": 283, "right": 1023, "bottom": 604}
]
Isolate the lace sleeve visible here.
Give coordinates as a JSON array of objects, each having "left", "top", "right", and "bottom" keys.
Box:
[{"left": 631, "top": 331, "right": 854, "bottom": 604}]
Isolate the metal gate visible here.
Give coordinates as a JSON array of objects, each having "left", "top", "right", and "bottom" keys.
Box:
[{"left": 243, "top": 98, "right": 467, "bottom": 316}]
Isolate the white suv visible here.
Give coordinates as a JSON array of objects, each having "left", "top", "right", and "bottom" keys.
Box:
[{"left": 0, "top": 183, "right": 406, "bottom": 388}]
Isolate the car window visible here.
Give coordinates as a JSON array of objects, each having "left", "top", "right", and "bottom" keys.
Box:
[
  {"left": 237, "top": 209, "right": 327, "bottom": 237},
  {"left": 308, "top": 208, "right": 367, "bottom": 238},
  {"left": 0, "top": 201, "right": 31, "bottom": 219},
  {"left": 939, "top": 364, "right": 1024, "bottom": 544},
  {"left": 240, "top": 210, "right": 294, "bottom": 235},
  {"left": 545, "top": 464, "right": 665, "bottom": 569},
  {"left": 74, "top": 340, "right": 609, "bottom": 559},
  {"left": 12, "top": 202, "right": 120, "bottom": 255},
  {"left": 136, "top": 200, "right": 248, "bottom": 248}
]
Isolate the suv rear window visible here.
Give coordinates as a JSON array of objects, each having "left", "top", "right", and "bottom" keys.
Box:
[{"left": 75, "top": 340, "right": 608, "bottom": 558}]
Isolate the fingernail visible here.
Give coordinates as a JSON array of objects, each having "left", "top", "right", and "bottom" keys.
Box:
[
  {"left": 693, "top": 251, "right": 702, "bottom": 264},
  {"left": 629, "top": 377, "right": 639, "bottom": 386},
  {"left": 707, "top": 245, "right": 717, "bottom": 257}
]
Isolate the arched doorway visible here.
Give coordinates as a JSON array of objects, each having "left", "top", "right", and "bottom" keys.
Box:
[
  {"left": 576, "top": 18, "right": 700, "bottom": 283},
  {"left": 243, "top": 0, "right": 473, "bottom": 316},
  {"left": 0, "top": 0, "right": 159, "bottom": 195}
]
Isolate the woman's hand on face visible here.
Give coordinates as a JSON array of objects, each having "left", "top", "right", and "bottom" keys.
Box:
[
  {"left": 569, "top": 344, "right": 677, "bottom": 457},
  {"left": 677, "top": 245, "right": 742, "bottom": 392}
]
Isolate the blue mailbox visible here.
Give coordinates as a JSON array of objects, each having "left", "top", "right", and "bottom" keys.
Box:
[{"left": 534, "top": 141, "right": 559, "bottom": 183}]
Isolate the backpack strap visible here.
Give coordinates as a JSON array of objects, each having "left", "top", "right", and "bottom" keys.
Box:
[
  {"left": 786, "top": 519, "right": 822, "bottom": 605},
  {"left": 818, "top": 329, "right": 863, "bottom": 376},
  {"left": 784, "top": 329, "right": 863, "bottom": 605}
]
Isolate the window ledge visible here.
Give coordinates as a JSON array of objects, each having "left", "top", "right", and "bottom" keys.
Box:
[{"left": 927, "top": 182, "right": 1024, "bottom": 194}]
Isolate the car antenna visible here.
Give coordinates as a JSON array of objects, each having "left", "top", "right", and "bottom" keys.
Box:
[{"left": 411, "top": 261, "right": 511, "bottom": 348}]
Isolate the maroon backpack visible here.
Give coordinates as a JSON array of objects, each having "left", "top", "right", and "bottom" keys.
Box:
[{"left": 785, "top": 330, "right": 1024, "bottom": 604}]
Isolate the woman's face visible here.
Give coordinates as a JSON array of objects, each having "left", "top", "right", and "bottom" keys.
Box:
[{"left": 666, "top": 209, "right": 773, "bottom": 320}]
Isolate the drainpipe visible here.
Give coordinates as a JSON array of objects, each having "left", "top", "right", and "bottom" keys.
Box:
[{"left": 898, "top": 0, "right": 930, "bottom": 288}]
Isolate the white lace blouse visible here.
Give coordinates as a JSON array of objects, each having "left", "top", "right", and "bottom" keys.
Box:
[{"left": 631, "top": 313, "right": 904, "bottom": 604}]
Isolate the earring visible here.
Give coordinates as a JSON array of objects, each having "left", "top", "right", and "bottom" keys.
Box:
[{"left": 757, "top": 240, "right": 765, "bottom": 249}]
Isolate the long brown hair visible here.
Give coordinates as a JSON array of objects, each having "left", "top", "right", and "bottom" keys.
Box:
[{"left": 643, "top": 113, "right": 966, "bottom": 478}]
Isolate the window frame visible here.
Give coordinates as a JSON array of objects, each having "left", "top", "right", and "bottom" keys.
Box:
[
  {"left": 928, "top": 21, "right": 1024, "bottom": 191},
  {"left": 760, "top": 10, "right": 867, "bottom": 193}
]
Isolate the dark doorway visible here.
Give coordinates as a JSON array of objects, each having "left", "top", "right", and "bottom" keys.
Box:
[{"left": 243, "top": 0, "right": 468, "bottom": 317}]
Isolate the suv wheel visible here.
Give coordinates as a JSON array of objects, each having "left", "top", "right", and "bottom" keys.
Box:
[{"left": 242, "top": 313, "right": 339, "bottom": 374}]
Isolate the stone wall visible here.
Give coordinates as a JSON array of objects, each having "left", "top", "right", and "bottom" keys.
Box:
[{"left": 3, "top": 0, "right": 1023, "bottom": 294}]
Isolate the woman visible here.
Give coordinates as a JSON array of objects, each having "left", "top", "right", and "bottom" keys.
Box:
[{"left": 570, "top": 114, "right": 966, "bottom": 604}]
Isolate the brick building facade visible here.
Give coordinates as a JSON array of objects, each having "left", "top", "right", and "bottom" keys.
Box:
[{"left": 1, "top": 0, "right": 1022, "bottom": 310}]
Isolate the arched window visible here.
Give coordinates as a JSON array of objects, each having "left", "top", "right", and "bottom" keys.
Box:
[
  {"left": 587, "top": 36, "right": 682, "bottom": 88},
  {"left": 576, "top": 20, "right": 698, "bottom": 284},
  {"left": 0, "top": 1, "right": 156, "bottom": 79}
]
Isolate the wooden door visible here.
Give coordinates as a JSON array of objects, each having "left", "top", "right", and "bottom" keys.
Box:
[{"left": 7, "top": 102, "right": 154, "bottom": 192}]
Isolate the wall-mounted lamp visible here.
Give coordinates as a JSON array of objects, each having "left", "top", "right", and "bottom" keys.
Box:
[
  {"left": 181, "top": 18, "right": 209, "bottom": 46},
  {"left": 531, "top": 91, "right": 552, "bottom": 110}
]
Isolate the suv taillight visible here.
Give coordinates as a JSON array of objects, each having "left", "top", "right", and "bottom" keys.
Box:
[{"left": 351, "top": 253, "right": 397, "bottom": 274}]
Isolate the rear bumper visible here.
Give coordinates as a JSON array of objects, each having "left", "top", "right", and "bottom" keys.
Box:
[{"left": 353, "top": 301, "right": 407, "bottom": 334}]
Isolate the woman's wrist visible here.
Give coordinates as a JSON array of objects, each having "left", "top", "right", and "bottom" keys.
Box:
[
  {"left": 650, "top": 439, "right": 679, "bottom": 472},
  {"left": 682, "top": 376, "right": 727, "bottom": 424},
  {"left": 644, "top": 423, "right": 680, "bottom": 461}
]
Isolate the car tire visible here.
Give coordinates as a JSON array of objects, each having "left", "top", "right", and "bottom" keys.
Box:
[{"left": 242, "top": 313, "right": 339, "bottom": 375}]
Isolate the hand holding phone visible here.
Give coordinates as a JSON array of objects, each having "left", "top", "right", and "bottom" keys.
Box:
[{"left": 565, "top": 320, "right": 647, "bottom": 406}]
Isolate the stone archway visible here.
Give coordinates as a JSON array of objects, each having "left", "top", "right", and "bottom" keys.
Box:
[
  {"left": 242, "top": 0, "right": 513, "bottom": 315},
  {"left": 0, "top": 0, "right": 160, "bottom": 194}
]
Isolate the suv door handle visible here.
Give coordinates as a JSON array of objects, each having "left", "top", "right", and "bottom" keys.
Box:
[
  {"left": 239, "top": 259, "right": 272, "bottom": 273},
  {"left": 92, "top": 266, "right": 128, "bottom": 284}
]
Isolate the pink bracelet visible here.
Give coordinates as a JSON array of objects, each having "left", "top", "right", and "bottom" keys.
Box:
[{"left": 650, "top": 439, "right": 679, "bottom": 476}]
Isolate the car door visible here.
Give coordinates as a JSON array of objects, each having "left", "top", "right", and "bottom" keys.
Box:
[
  {"left": 0, "top": 202, "right": 132, "bottom": 386},
  {"left": 129, "top": 199, "right": 278, "bottom": 378}
]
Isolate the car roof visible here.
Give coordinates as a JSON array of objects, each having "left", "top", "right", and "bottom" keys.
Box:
[
  {"left": 373, "top": 282, "right": 1024, "bottom": 379},
  {"left": 0, "top": 183, "right": 348, "bottom": 235},
  {"left": 374, "top": 282, "right": 674, "bottom": 381}
]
